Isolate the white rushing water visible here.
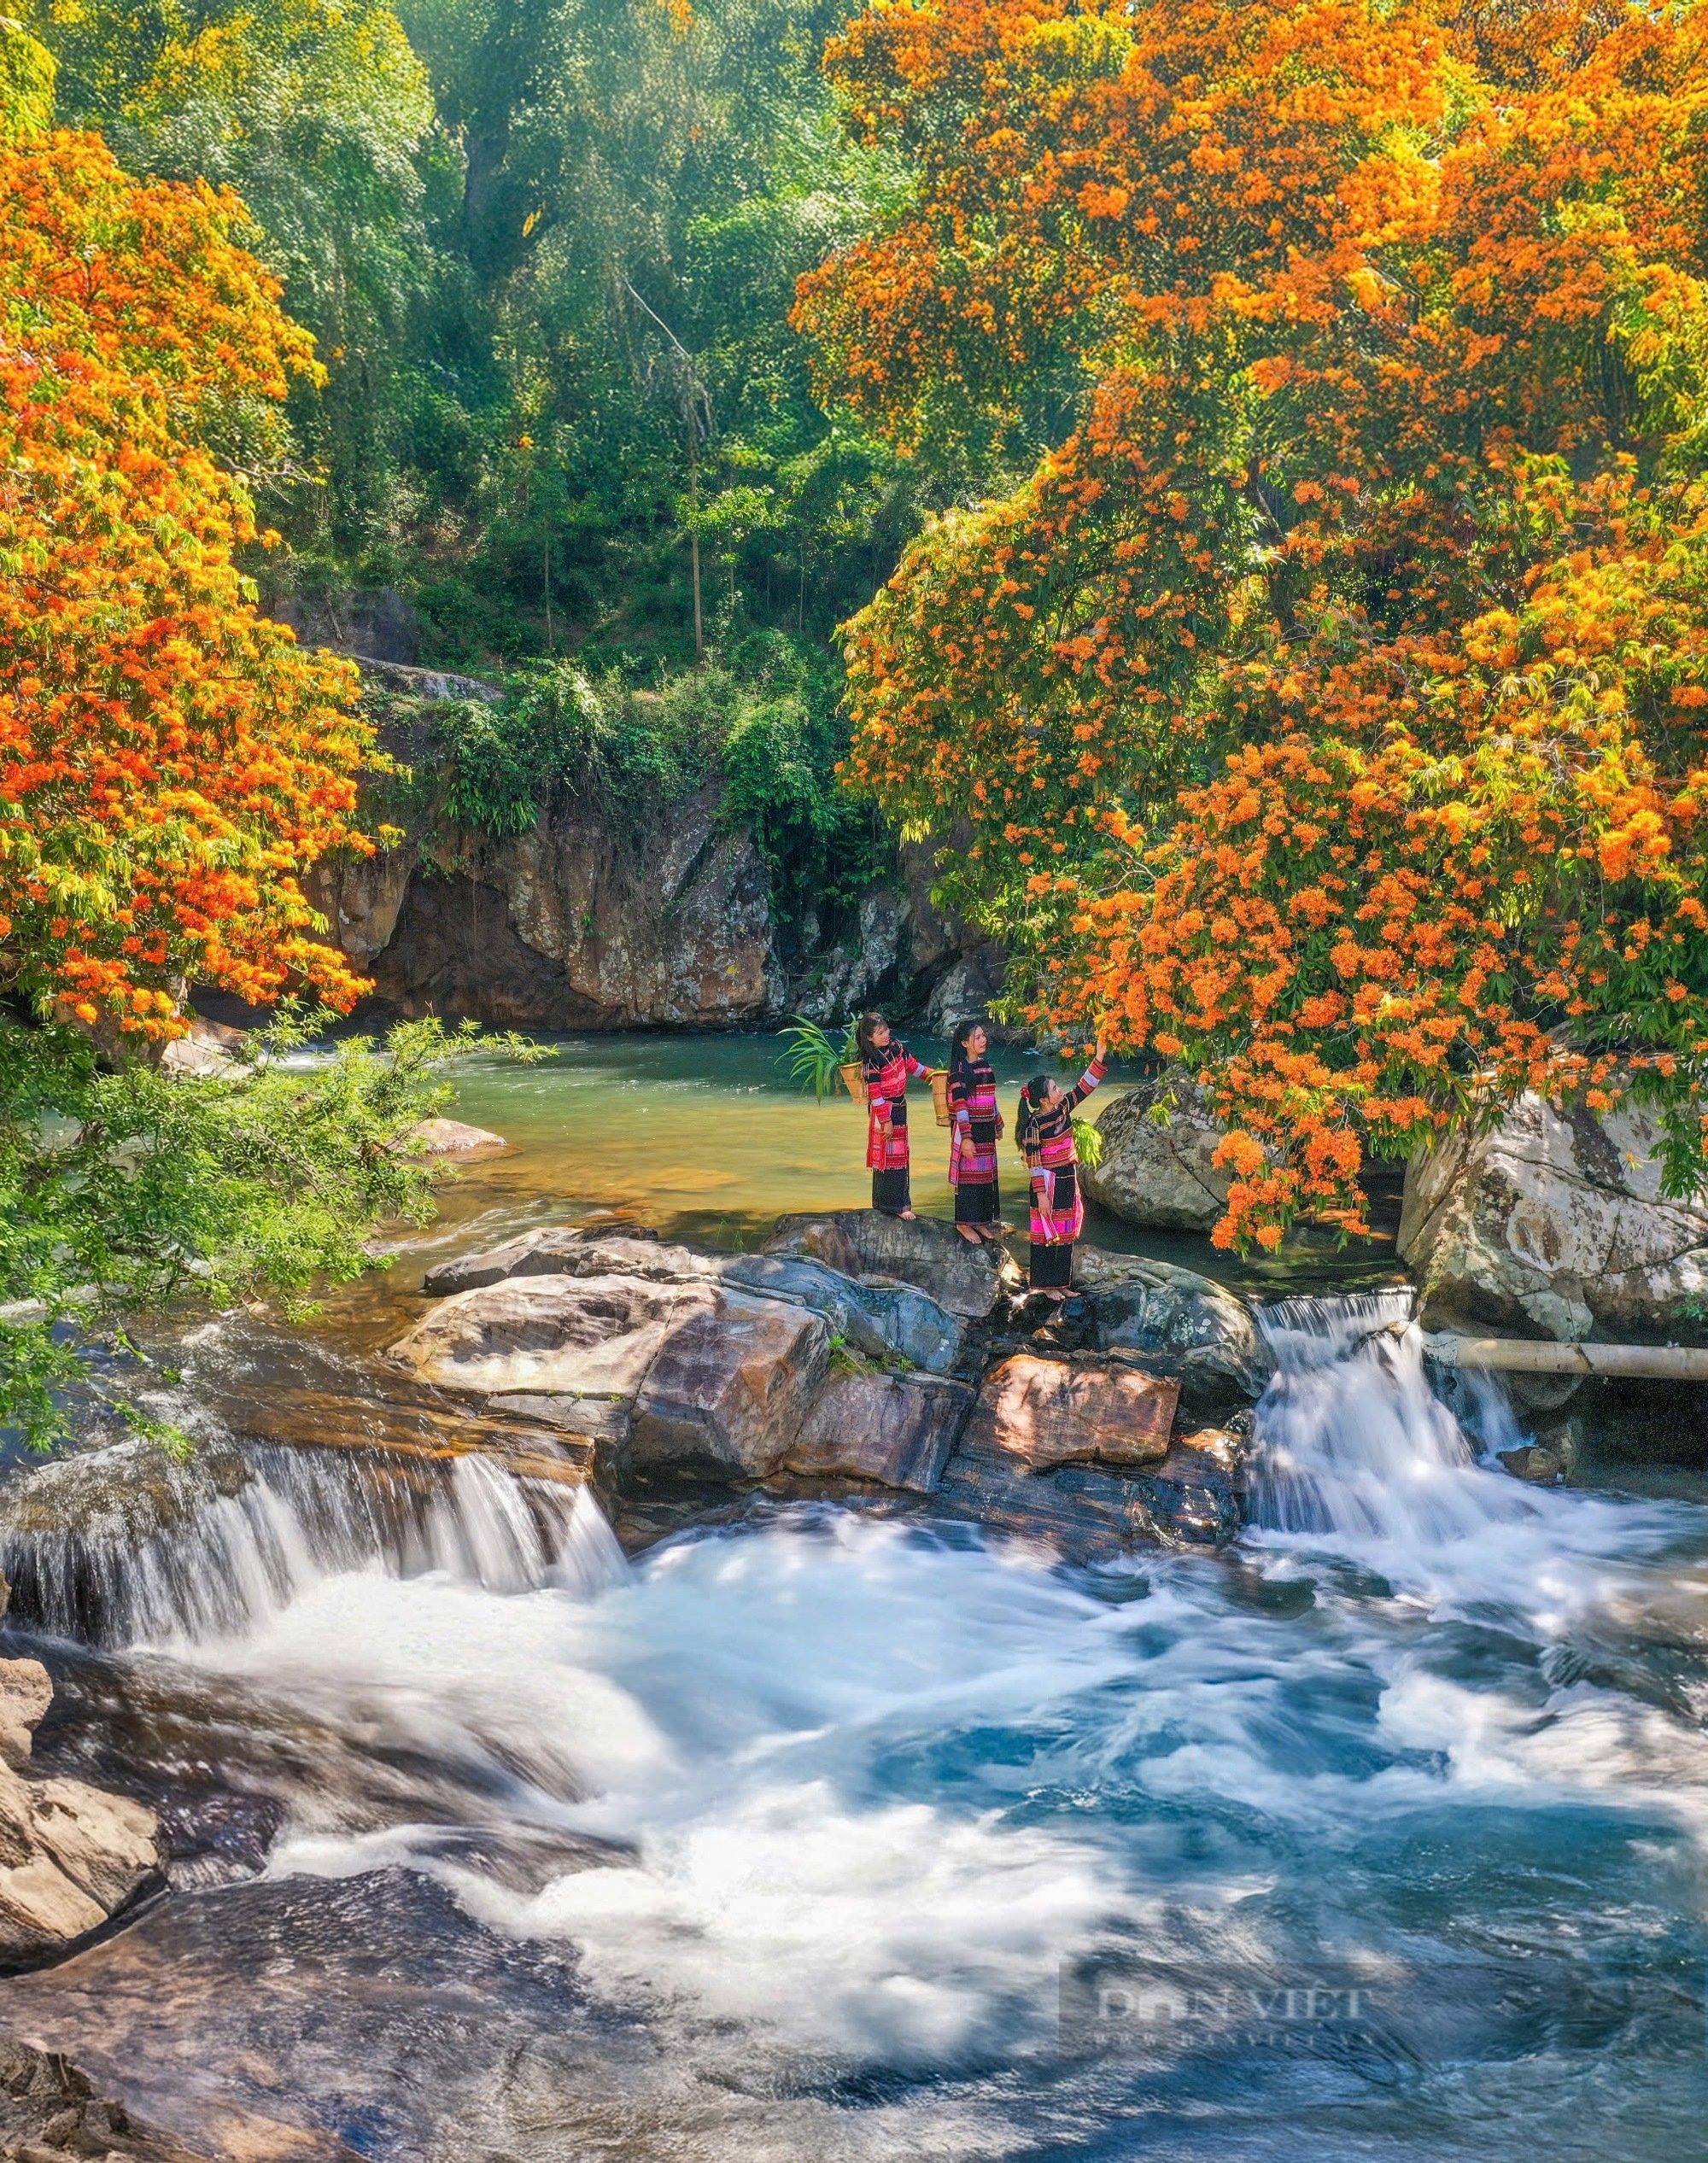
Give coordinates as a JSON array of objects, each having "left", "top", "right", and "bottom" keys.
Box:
[{"left": 9, "top": 1296, "right": 1708, "bottom": 2157}]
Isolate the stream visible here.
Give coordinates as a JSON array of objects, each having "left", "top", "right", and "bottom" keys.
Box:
[{"left": 0, "top": 1035, "right": 1704, "bottom": 2160}]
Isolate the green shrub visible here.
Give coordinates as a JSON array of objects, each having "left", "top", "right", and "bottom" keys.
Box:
[{"left": 0, "top": 1012, "right": 542, "bottom": 1453}]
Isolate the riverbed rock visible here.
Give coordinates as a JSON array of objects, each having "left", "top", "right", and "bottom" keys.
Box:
[
  {"left": 424, "top": 1226, "right": 714, "bottom": 1297},
  {"left": 933, "top": 1412, "right": 1238, "bottom": 1558},
  {"left": 782, "top": 1372, "right": 972, "bottom": 1493},
  {"left": 424, "top": 1228, "right": 965, "bottom": 1374},
  {"left": 1125, "top": 1429, "right": 1246, "bottom": 1546},
  {"left": 1075, "top": 1249, "right": 1272, "bottom": 1410},
  {"left": 722, "top": 1254, "right": 966, "bottom": 1375},
  {"left": 0, "top": 2029, "right": 209, "bottom": 2161},
  {"left": 160, "top": 1017, "right": 244, "bottom": 1079},
  {"left": 629, "top": 1292, "right": 829, "bottom": 1479},
  {"left": 1081, "top": 1073, "right": 1232, "bottom": 1231},
  {"left": 1400, "top": 1092, "right": 1708, "bottom": 1342},
  {"left": 0, "top": 1663, "right": 52, "bottom": 1773},
  {"left": 1497, "top": 1415, "right": 1583, "bottom": 1485},
  {"left": 968, "top": 1353, "right": 1179, "bottom": 1472},
  {"left": 0, "top": 1762, "right": 162, "bottom": 1963},
  {"left": 765, "top": 1211, "right": 1018, "bottom": 1319},
  {"left": 484, "top": 1394, "right": 633, "bottom": 1450},
  {"left": 402, "top": 1117, "right": 509, "bottom": 1157},
  {"left": 387, "top": 1274, "right": 705, "bottom": 1399}
]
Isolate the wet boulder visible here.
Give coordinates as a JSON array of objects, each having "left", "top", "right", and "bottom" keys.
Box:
[
  {"left": 0, "top": 2029, "right": 208, "bottom": 2161},
  {"left": 630, "top": 1292, "right": 829, "bottom": 1479},
  {"left": 1076, "top": 1249, "right": 1272, "bottom": 1411},
  {"left": 0, "top": 1660, "right": 52, "bottom": 1771},
  {"left": 401, "top": 1117, "right": 509, "bottom": 1157},
  {"left": 484, "top": 1394, "right": 633, "bottom": 1450},
  {"left": 387, "top": 1273, "right": 707, "bottom": 1399},
  {"left": 1080, "top": 1073, "right": 1231, "bottom": 1232},
  {"left": 765, "top": 1211, "right": 1020, "bottom": 1320},
  {"left": 722, "top": 1253, "right": 966, "bottom": 1375},
  {"left": 0, "top": 1761, "right": 163, "bottom": 1962},
  {"left": 934, "top": 1444, "right": 1155, "bottom": 1561},
  {"left": 782, "top": 1371, "right": 973, "bottom": 1493},
  {"left": 933, "top": 1405, "right": 1239, "bottom": 1558},
  {"left": 968, "top": 1353, "right": 1179, "bottom": 1472},
  {"left": 1124, "top": 1428, "right": 1246, "bottom": 1546},
  {"left": 1401, "top": 1091, "right": 1708, "bottom": 1342},
  {"left": 423, "top": 1226, "right": 715, "bottom": 1297}
]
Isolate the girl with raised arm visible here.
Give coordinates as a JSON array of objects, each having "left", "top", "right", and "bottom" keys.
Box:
[
  {"left": 857, "top": 1011, "right": 930, "bottom": 1219},
  {"left": 1015, "top": 1042, "right": 1107, "bottom": 1298},
  {"left": 947, "top": 1018, "right": 1005, "bottom": 1244}
]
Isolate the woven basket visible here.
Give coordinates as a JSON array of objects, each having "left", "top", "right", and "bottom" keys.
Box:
[
  {"left": 930, "top": 1069, "right": 952, "bottom": 1127},
  {"left": 839, "top": 1061, "right": 865, "bottom": 1107}
]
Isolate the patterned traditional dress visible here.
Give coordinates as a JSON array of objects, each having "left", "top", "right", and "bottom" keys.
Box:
[
  {"left": 948, "top": 1056, "right": 1003, "bottom": 1226},
  {"left": 1020, "top": 1060, "right": 1106, "bottom": 1289},
  {"left": 863, "top": 1040, "right": 930, "bottom": 1214}
]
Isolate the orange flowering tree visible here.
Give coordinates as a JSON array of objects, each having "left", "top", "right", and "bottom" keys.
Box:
[
  {"left": 797, "top": 0, "right": 1708, "bottom": 1247},
  {"left": 1, "top": 22, "right": 374, "bottom": 1043}
]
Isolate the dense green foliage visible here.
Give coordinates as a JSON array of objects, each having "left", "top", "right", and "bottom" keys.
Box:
[
  {"left": 402, "top": 637, "right": 882, "bottom": 922},
  {"left": 0, "top": 1014, "right": 535, "bottom": 1452},
  {"left": 22, "top": 0, "right": 922, "bottom": 675}
]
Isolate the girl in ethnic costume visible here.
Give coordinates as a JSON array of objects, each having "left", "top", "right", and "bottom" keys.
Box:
[
  {"left": 1015, "top": 1044, "right": 1107, "bottom": 1297},
  {"left": 857, "top": 1010, "right": 930, "bottom": 1219},
  {"left": 947, "top": 1018, "right": 1006, "bottom": 1243}
]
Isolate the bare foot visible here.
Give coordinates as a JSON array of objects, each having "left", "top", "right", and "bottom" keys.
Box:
[
  {"left": 898, "top": 1208, "right": 917, "bottom": 1221},
  {"left": 956, "top": 1225, "right": 983, "bottom": 1244},
  {"left": 1035, "top": 1287, "right": 1071, "bottom": 1302}
]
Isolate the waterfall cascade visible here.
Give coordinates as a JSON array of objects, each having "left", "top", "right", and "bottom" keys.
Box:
[
  {"left": 1246, "top": 1287, "right": 1537, "bottom": 1547},
  {"left": 0, "top": 1441, "right": 628, "bottom": 1646}
]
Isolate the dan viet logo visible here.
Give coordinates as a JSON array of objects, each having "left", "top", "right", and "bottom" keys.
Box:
[{"left": 1060, "top": 1957, "right": 1390, "bottom": 2059}]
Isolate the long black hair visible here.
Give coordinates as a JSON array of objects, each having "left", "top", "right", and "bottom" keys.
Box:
[
  {"left": 1015, "top": 1073, "right": 1053, "bottom": 1151},
  {"left": 949, "top": 1017, "right": 986, "bottom": 1074},
  {"left": 856, "top": 1011, "right": 890, "bottom": 1063}
]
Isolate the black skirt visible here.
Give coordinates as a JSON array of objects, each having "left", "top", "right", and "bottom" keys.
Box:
[
  {"left": 1029, "top": 1239, "right": 1074, "bottom": 1289},
  {"left": 954, "top": 1177, "right": 1000, "bottom": 1225},
  {"left": 873, "top": 1168, "right": 911, "bottom": 1214}
]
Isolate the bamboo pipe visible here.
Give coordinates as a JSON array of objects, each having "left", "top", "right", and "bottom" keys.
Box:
[{"left": 1423, "top": 1333, "right": 1708, "bottom": 1380}]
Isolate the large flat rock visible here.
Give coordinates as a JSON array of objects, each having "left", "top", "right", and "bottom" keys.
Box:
[
  {"left": 765, "top": 1211, "right": 1017, "bottom": 1319},
  {"left": 424, "top": 1226, "right": 968, "bottom": 1375},
  {"left": 424, "top": 1227, "right": 717, "bottom": 1298},
  {"left": 387, "top": 1273, "right": 708, "bottom": 1398}
]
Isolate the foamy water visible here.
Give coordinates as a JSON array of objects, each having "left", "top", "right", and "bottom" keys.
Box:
[{"left": 11, "top": 1295, "right": 1708, "bottom": 2156}]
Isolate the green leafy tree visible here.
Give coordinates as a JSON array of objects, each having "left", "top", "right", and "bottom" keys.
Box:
[{"left": 0, "top": 1014, "right": 538, "bottom": 1453}]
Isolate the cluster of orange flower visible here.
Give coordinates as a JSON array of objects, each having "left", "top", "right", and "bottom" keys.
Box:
[
  {"left": 1, "top": 52, "right": 373, "bottom": 1039},
  {"left": 797, "top": 0, "right": 1708, "bottom": 1246}
]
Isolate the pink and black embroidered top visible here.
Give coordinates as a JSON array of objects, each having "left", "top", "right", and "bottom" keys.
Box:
[
  {"left": 948, "top": 1057, "right": 1003, "bottom": 1188},
  {"left": 1020, "top": 1061, "right": 1105, "bottom": 1246},
  {"left": 863, "top": 1041, "right": 930, "bottom": 1172}
]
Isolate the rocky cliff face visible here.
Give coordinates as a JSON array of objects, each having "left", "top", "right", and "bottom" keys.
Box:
[
  {"left": 304, "top": 670, "right": 1005, "bottom": 1033},
  {"left": 355, "top": 783, "right": 786, "bottom": 1030}
]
